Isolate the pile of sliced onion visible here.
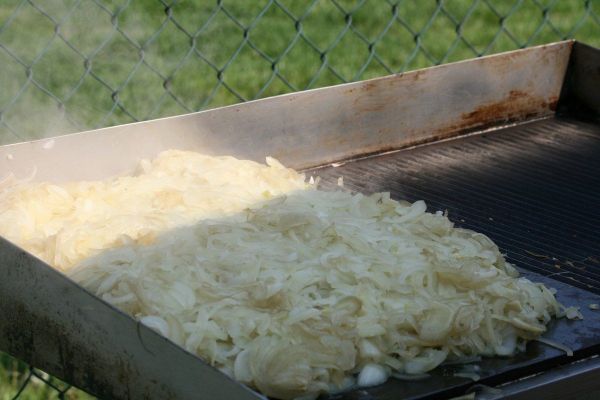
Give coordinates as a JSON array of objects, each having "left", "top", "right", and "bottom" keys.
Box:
[{"left": 0, "top": 150, "right": 578, "bottom": 400}]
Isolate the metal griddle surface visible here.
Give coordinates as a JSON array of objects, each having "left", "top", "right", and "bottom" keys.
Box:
[{"left": 313, "top": 116, "right": 600, "bottom": 400}]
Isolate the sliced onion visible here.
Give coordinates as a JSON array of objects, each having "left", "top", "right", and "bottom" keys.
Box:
[
  {"left": 140, "top": 315, "right": 170, "bottom": 337},
  {"left": 357, "top": 364, "right": 390, "bottom": 387},
  {"left": 392, "top": 372, "right": 430, "bottom": 381},
  {"left": 0, "top": 149, "right": 574, "bottom": 400},
  {"left": 535, "top": 337, "right": 574, "bottom": 357}
]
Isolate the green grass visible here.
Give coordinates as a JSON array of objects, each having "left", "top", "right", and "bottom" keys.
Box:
[
  {"left": 0, "top": 0, "right": 598, "bottom": 143},
  {"left": 0, "top": 0, "right": 599, "bottom": 398},
  {"left": 0, "top": 352, "right": 94, "bottom": 400}
]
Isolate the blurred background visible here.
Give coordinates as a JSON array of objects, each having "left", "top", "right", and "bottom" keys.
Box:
[{"left": 0, "top": 0, "right": 599, "bottom": 398}]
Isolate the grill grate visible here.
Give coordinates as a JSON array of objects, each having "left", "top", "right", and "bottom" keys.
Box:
[{"left": 314, "top": 116, "right": 600, "bottom": 294}]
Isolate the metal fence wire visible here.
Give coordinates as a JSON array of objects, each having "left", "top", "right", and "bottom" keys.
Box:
[
  {"left": 0, "top": 351, "right": 93, "bottom": 400},
  {"left": 0, "top": 0, "right": 599, "bottom": 144},
  {"left": 0, "top": 0, "right": 599, "bottom": 398}
]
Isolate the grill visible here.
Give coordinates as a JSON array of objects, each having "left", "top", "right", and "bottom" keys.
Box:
[
  {"left": 315, "top": 117, "right": 600, "bottom": 295},
  {"left": 1, "top": 40, "right": 599, "bottom": 400},
  {"left": 314, "top": 116, "right": 600, "bottom": 399}
]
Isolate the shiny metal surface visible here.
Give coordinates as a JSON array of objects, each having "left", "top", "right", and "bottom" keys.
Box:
[
  {"left": 487, "top": 356, "right": 600, "bottom": 400},
  {"left": 0, "top": 41, "right": 598, "bottom": 399},
  {"left": 0, "top": 42, "right": 571, "bottom": 182},
  {"left": 315, "top": 116, "right": 600, "bottom": 399},
  {"left": 0, "top": 237, "right": 264, "bottom": 400}
]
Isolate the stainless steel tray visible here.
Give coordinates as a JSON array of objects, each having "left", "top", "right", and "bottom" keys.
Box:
[{"left": 1, "top": 40, "right": 599, "bottom": 400}]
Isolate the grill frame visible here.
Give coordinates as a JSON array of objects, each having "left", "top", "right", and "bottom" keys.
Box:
[{"left": 0, "top": 40, "right": 599, "bottom": 399}]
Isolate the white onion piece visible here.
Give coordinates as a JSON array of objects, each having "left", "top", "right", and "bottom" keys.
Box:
[
  {"left": 357, "top": 364, "right": 390, "bottom": 387},
  {"left": 140, "top": 316, "right": 170, "bottom": 337},
  {"left": 454, "top": 372, "right": 480, "bottom": 381},
  {"left": 233, "top": 349, "right": 252, "bottom": 382},
  {"left": 359, "top": 340, "right": 382, "bottom": 359},
  {"left": 535, "top": 337, "right": 574, "bottom": 357},
  {"left": 405, "top": 349, "right": 448, "bottom": 374},
  {"left": 0, "top": 150, "right": 576, "bottom": 400},
  {"left": 392, "top": 372, "right": 430, "bottom": 381},
  {"left": 565, "top": 306, "right": 583, "bottom": 320},
  {"left": 494, "top": 332, "right": 517, "bottom": 356}
]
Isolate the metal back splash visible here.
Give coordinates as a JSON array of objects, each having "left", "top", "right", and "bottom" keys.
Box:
[
  {"left": 1, "top": 41, "right": 596, "bottom": 400},
  {"left": 0, "top": 42, "right": 571, "bottom": 181}
]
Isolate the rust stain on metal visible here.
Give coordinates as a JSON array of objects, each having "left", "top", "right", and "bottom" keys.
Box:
[
  {"left": 508, "top": 90, "right": 529, "bottom": 99},
  {"left": 355, "top": 102, "right": 388, "bottom": 113},
  {"left": 362, "top": 81, "right": 377, "bottom": 91},
  {"left": 310, "top": 89, "right": 560, "bottom": 170},
  {"left": 344, "top": 80, "right": 379, "bottom": 95},
  {"left": 404, "top": 89, "right": 557, "bottom": 153},
  {"left": 412, "top": 70, "right": 425, "bottom": 81},
  {"left": 459, "top": 90, "right": 557, "bottom": 129}
]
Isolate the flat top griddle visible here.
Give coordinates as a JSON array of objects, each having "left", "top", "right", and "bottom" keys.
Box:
[
  {"left": 1, "top": 41, "right": 599, "bottom": 400},
  {"left": 314, "top": 116, "right": 600, "bottom": 399}
]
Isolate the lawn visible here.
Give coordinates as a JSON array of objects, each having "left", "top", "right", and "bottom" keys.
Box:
[
  {"left": 0, "top": 0, "right": 599, "bottom": 398},
  {"left": 0, "top": 0, "right": 598, "bottom": 143},
  {"left": 0, "top": 352, "right": 94, "bottom": 400}
]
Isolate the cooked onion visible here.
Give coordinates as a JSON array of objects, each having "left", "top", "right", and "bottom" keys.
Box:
[
  {"left": 391, "top": 372, "right": 430, "bottom": 381},
  {"left": 453, "top": 372, "right": 480, "bottom": 381},
  {"left": 534, "top": 337, "right": 574, "bottom": 357},
  {"left": 0, "top": 150, "right": 574, "bottom": 399},
  {"left": 564, "top": 306, "right": 583, "bottom": 320},
  {"left": 357, "top": 364, "right": 390, "bottom": 387},
  {"left": 0, "top": 150, "right": 308, "bottom": 271}
]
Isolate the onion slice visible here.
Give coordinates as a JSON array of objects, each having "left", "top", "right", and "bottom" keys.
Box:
[{"left": 534, "top": 337, "right": 574, "bottom": 357}]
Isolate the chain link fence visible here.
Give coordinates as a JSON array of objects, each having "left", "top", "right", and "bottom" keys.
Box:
[
  {"left": 0, "top": 0, "right": 599, "bottom": 398},
  {"left": 1, "top": 351, "right": 93, "bottom": 400},
  {"left": 0, "top": 0, "right": 598, "bottom": 144}
]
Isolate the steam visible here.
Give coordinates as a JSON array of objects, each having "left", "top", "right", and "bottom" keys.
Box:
[{"left": 0, "top": 1, "right": 125, "bottom": 145}]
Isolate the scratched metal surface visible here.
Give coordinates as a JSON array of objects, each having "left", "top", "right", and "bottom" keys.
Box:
[
  {"left": 0, "top": 42, "right": 571, "bottom": 182},
  {"left": 0, "top": 41, "right": 596, "bottom": 400},
  {"left": 314, "top": 116, "right": 600, "bottom": 399},
  {"left": 0, "top": 237, "right": 265, "bottom": 400}
]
